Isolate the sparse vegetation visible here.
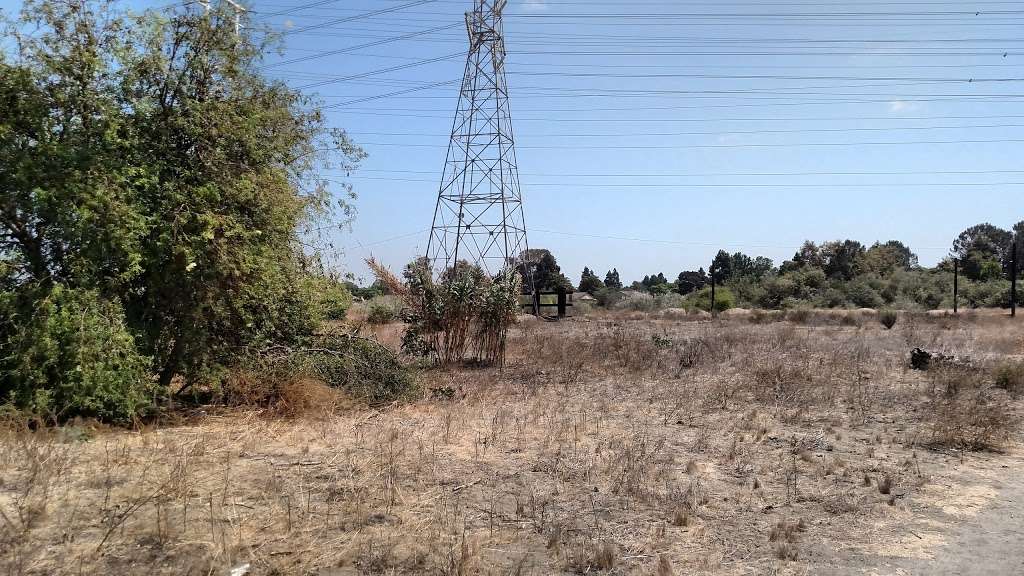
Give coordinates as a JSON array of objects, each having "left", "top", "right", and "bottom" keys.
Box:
[{"left": 1, "top": 309, "right": 1019, "bottom": 575}]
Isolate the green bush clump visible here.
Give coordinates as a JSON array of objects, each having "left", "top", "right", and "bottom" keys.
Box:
[
  {"left": 879, "top": 309, "right": 898, "bottom": 330},
  {"left": 370, "top": 258, "right": 521, "bottom": 367},
  {"left": 251, "top": 333, "right": 417, "bottom": 406},
  {"left": 0, "top": 286, "right": 157, "bottom": 423},
  {"left": 367, "top": 302, "right": 398, "bottom": 325},
  {"left": 308, "top": 276, "right": 353, "bottom": 321},
  {"left": 685, "top": 286, "right": 736, "bottom": 313}
]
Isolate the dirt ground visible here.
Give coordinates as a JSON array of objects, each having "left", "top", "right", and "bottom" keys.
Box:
[{"left": 2, "top": 310, "right": 1023, "bottom": 575}]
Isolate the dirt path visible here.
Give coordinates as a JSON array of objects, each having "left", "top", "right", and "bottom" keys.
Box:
[
  {"left": 914, "top": 452, "right": 1024, "bottom": 576},
  {"left": 885, "top": 449, "right": 1024, "bottom": 576}
]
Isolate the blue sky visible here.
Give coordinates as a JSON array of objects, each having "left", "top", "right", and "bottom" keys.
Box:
[{"left": 4, "top": 0, "right": 1023, "bottom": 284}]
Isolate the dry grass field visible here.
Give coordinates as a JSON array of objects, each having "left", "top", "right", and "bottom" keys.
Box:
[{"left": 3, "top": 310, "right": 1024, "bottom": 575}]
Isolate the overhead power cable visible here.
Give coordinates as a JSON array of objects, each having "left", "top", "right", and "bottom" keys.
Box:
[
  {"left": 528, "top": 228, "right": 954, "bottom": 253},
  {"left": 261, "top": 23, "right": 459, "bottom": 69},
  {"left": 343, "top": 168, "right": 1024, "bottom": 178},
  {"left": 343, "top": 123, "right": 1024, "bottom": 138},
  {"left": 283, "top": 0, "right": 437, "bottom": 35},
  {"left": 349, "top": 138, "right": 1024, "bottom": 150},
  {"left": 294, "top": 53, "right": 461, "bottom": 90},
  {"left": 337, "top": 176, "right": 1024, "bottom": 188}
]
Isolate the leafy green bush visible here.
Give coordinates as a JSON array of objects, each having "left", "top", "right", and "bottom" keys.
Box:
[
  {"left": 369, "top": 258, "right": 520, "bottom": 367},
  {"left": 685, "top": 286, "right": 736, "bottom": 313},
  {"left": 0, "top": 286, "right": 156, "bottom": 423},
  {"left": 367, "top": 303, "right": 397, "bottom": 324},
  {"left": 246, "top": 332, "right": 417, "bottom": 406},
  {"left": 613, "top": 291, "right": 657, "bottom": 312},
  {"left": 879, "top": 309, "right": 898, "bottom": 330},
  {"left": 307, "top": 276, "right": 353, "bottom": 321}
]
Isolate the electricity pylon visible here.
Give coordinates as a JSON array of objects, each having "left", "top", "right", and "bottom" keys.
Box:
[{"left": 426, "top": 0, "right": 531, "bottom": 283}]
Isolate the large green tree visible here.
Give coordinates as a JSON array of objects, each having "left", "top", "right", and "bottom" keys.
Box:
[
  {"left": 518, "top": 248, "right": 574, "bottom": 292},
  {"left": 859, "top": 240, "right": 918, "bottom": 275},
  {"left": 1, "top": 0, "right": 361, "bottom": 409},
  {"left": 603, "top": 268, "right": 622, "bottom": 289},
  {"left": 578, "top": 267, "right": 604, "bottom": 294},
  {"left": 952, "top": 223, "right": 1014, "bottom": 281}
]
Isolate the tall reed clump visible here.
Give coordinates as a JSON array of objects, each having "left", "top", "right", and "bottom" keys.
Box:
[
  {"left": 367, "top": 257, "right": 521, "bottom": 367},
  {"left": 474, "top": 268, "right": 522, "bottom": 366}
]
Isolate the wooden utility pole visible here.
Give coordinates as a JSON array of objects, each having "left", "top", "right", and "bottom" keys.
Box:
[
  {"left": 710, "top": 264, "right": 717, "bottom": 317},
  {"left": 1012, "top": 236, "right": 1018, "bottom": 318},
  {"left": 953, "top": 258, "right": 959, "bottom": 315}
]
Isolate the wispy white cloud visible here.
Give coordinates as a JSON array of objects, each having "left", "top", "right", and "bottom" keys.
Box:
[
  {"left": 523, "top": 0, "right": 548, "bottom": 11},
  {"left": 888, "top": 100, "right": 919, "bottom": 113}
]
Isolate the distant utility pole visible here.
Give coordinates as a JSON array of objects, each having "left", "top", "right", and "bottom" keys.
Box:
[
  {"left": 426, "top": 0, "right": 531, "bottom": 284},
  {"left": 1012, "top": 235, "right": 1018, "bottom": 318},
  {"left": 710, "top": 263, "right": 717, "bottom": 317},
  {"left": 953, "top": 258, "right": 959, "bottom": 315}
]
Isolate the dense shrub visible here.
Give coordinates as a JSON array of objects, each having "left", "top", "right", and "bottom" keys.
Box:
[
  {"left": 308, "top": 276, "right": 353, "bottom": 321},
  {"left": 0, "top": 286, "right": 156, "bottom": 423},
  {"left": 685, "top": 286, "right": 736, "bottom": 313},
  {"left": 993, "top": 361, "right": 1024, "bottom": 396},
  {"left": 367, "top": 302, "right": 398, "bottom": 324},
  {"left": 879, "top": 310, "right": 898, "bottom": 330},
  {"left": 612, "top": 291, "right": 657, "bottom": 312},
  {"left": 240, "top": 332, "right": 417, "bottom": 406},
  {"left": 369, "top": 258, "right": 520, "bottom": 366}
]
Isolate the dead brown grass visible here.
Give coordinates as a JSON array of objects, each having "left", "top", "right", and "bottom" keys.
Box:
[{"left": 1, "top": 313, "right": 1022, "bottom": 575}]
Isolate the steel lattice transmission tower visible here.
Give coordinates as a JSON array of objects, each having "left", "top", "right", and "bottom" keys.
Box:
[{"left": 426, "top": 0, "right": 531, "bottom": 282}]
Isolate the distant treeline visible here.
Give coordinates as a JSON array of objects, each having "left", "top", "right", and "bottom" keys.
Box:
[{"left": 559, "top": 222, "right": 1023, "bottom": 311}]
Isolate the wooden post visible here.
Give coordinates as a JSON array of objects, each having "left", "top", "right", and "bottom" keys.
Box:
[
  {"left": 557, "top": 287, "right": 567, "bottom": 319},
  {"left": 532, "top": 290, "right": 541, "bottom": 317},
  {"left": 1012, "top": 236, "right": 1018, "bottom": 318},
  {"left": 953, "top": 258, "right": 959, "bottom": 315},
  {"left": 710, "top": 264, "right": 717, "bottom": 317}
]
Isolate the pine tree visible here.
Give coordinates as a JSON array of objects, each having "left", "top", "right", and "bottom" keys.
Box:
[
  {"left": 579, "top": 267, "right": 604, "bottom": 294},
  {"left": 604, "top": 269, "right": 622, "bottom": 289}
]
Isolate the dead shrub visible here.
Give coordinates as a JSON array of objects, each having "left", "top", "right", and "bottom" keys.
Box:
[
  {"left": 750, "top": 361, "right": 816, "bottom": 409},
  {"left": 993, "top": 361, "right": 1024, "bottom": 397},
  {"left": 593, "top": 541, "right": 618, "bottom": 571},
  {"left": 922, "top": 388, "right": 1017, "bottom": 450},
  {"left": 775, "top": 542, "right": 799, "bottom": 561},
  {"left": 768, "top": 518, "right": 806, "bottom": 543},
  {"left": 676, "top": 337, "right": 710, "bottom": 370},
  {"left": 877, "top": 475, "right": 893, "bottom": 495},
  {"left": 563, "top": 539, "right": 618, "bottom": 573},
  {"left": 656, "top": 554, "right": 674, "bottom": 576},
  {"left": 925, "top": 363, "right": 983, "bottom": 397},
  {"left": 272, "top": 378, "right": 349, "bottom": 418},
  {"left": 785, "top": 308, "right": 812, "bottom": 324},
  {"left": 749, "top": 310, "right": 785, "bottom": 325},
  {"left": 671, "top": 508, "right": 692, "bottom": 527}
]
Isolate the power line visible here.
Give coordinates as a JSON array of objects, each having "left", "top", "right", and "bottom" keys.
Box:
[
  {"left": 294, "top": 53, "right": 461, "bottom": 90},
  {"left": 260, "top": 23, "right": 459, "bottom": 69},
  {"left": 332, "top": 176, "right": 1024, "bottom": 188},
  {"left": 530, "top": 228, "right": 953, "bottom": 252},
  {"left": 343, "top": 168, "right": 1024, "bottom": 178},
  {"left": 343, "top": 122, "right": 1024, "bottom": 138},
  {"left": 283, "top": 0, "right": 437, "bottom": 35},
  {"left": 348, "top": 138, "right": 1024, "bottom": 150}
]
